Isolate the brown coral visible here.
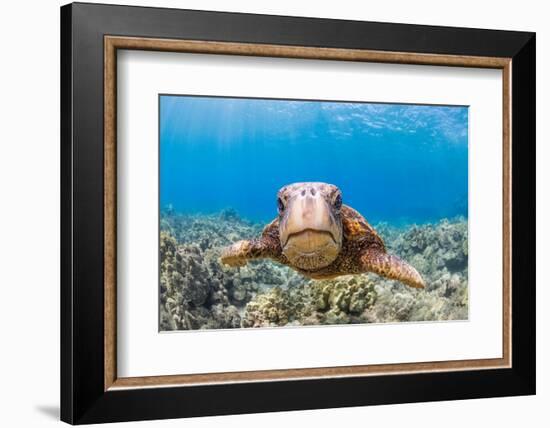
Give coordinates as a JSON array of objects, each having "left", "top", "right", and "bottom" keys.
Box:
[{"left": 160, "top": 210, "right": 469, "bottom": 330}]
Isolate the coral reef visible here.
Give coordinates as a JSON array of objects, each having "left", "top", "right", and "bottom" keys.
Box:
[
  {"left": 159, "top": 210, "right": 468, "bottom": 330},
  {"left": 241, "top": 276, "right": 377, "bottom": 327},
  {"left": 159, "top": 211, "right": 299, "bottom": 330},
  {"left": 368, "top": 218, "right": 469, "bottom": 323}
]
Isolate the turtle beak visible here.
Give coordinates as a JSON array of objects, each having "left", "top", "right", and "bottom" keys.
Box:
[{"left": 280, "top": 187, "right": 342, "bottom": 252}]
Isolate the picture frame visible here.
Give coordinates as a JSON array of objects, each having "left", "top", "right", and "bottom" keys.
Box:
[{"left": 60, "top": 2, "right": 535, "bottom": 424}]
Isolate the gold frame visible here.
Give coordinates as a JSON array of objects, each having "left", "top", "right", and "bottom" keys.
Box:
[{"left": 104, "top": 36, "right": 512, "bottom": 391}]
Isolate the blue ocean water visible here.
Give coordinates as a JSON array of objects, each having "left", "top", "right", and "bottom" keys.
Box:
[{"left": 160, "top": 95, "right": 468, "bottom": 225}]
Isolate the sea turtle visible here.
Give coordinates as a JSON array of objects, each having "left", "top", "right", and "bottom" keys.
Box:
[{"left": 220, "top": 182, "right": 425, "bottom": 289}]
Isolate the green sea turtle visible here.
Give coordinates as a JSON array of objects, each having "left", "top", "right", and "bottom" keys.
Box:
[{"left": 220, "top": 182, "right": 425, "bottom": 289}]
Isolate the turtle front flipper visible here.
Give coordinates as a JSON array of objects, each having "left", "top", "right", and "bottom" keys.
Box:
[
  {"left": 220, "top": 240, "right": 253, "bottom": 267},
  {"left": 359, "top": 248, "right": 425, "bottom": 289},
  {"left": 220, "top": 237, "right": 281, "bottom": 267}
]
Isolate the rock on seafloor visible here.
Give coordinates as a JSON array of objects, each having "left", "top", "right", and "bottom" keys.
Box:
[{"left": 159, "top": 209, "right": 468, "bottom": 330}]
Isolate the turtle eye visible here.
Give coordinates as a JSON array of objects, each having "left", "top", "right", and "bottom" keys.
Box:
[
  {"left": 277, "top": 197, "right": 285, "bottom": 212},
  {"left": 333, "top": 193, "right": 342, "bottom": 210}
]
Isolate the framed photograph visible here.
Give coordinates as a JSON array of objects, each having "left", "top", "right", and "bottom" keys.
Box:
[{"left": 60, "top": 2, "right": 535, "bottom": 424}]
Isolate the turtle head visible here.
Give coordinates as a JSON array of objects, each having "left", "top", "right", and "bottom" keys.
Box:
[{"left": 277, "top": 182, "right": 343, "bottom": 270}]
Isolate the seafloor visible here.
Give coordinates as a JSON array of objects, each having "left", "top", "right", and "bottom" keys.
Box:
[{"left": 160, "top": 209, "right": 468, "bottom": 331}]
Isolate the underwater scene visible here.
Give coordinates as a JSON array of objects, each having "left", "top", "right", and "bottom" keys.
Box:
[{"left": 159, "top": 95, "right": 468, "bottom": 331}]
